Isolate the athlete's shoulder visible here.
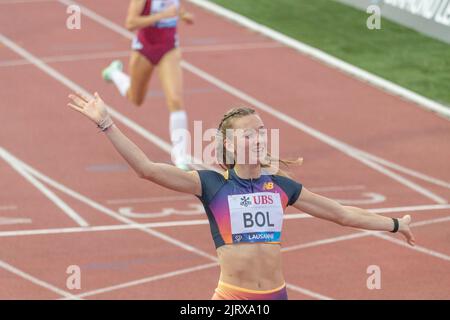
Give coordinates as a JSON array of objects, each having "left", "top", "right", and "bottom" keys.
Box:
[
  {"left": 271, "top": 174, "right": 303, "bottom": 206},
  {"left": 197, "top": 169, "right": 228, "bottom": 181},
  {"left": 196, "top": 170, "right": 228, "bottom": 203}
]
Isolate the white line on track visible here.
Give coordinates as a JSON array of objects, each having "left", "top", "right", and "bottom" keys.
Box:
[
  {"left": 282, "top": 215, "right": 450, "bottom": 262},
  {"left": 0, "top": 217, "right": 32, "bottom": 225},
  {"left": 0, "top": 0, "right": 52, "bottom": 4},
  {"left": 282, "top": 232, "right": 368, "bottom": 253},
  {"left": 66, "top": 262, "right": 219, "bottom": 299},
  {"left": 0, "top": 259, "right": 81, "bottom": 299},
  {"left": 105, "top": 185, "right": 367, "bottom": 204},
  {"left": 0, "top": 42, "right": 282, "bottom": 67},
  {"left": 285, "top": 283, "right": 333, "bottom": 300},
  {"left": 0, "top": 205, "right": 18, "bottom": 211},
  {"left": 0, "top": 148, "right": 89, "bottom": 227},
  {"left": 106, "top": 195, "right": 195, "bottom": 205},
  {"left": 371, "top": 232, "right": 450, "bottom": 262},
  {"left": 1, "top": 203, "right": 449, "bottom": 237},
  {"left": 353, "top": 151, "right": 450, "bottom": 190},
  {"left": 309, "top": 185, "right": 366, "bottom": 192}
]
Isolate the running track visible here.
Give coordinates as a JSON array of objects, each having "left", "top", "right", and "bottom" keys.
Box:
[{"left": 0, "top": 0, "right": 449, "bottom": 299}]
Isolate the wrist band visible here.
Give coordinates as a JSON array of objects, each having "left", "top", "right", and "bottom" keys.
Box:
[
  {"left": 97, "top": 116, "right": 114, "bottom": 132},
  {"left": 391, "top": 218, "right": 399, "bottom": 233}
]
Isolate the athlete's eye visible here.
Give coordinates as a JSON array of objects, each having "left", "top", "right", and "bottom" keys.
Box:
[
  {"left": 244, "top": 130, "right": 257, "bottom": 139},
  {"left": 258, "top": 129, "right": 267, "bottom": 139}
]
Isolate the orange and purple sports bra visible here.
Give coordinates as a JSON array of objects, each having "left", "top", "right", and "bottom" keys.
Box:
[{"left": 196, "top": 169, "right": 302, "bottom": 249}]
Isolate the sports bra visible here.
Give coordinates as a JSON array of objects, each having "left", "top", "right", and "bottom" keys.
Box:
[{"left": 196, "top": 169, "right": 302, "bottom": 249}]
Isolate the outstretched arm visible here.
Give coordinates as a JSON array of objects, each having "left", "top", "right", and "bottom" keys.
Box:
[
  {"left": 293, "top": 187, "right": 415, "bottom": 246},
  {"left": 67, "top": 92, "right": 201, "bottom": 196}
]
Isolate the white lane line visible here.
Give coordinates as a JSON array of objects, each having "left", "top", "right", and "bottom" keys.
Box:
[
  {"left": 183, "top": 41, "right": 283, "bottom": 52},
  {"left": 186, "top": 0, "right": 450, "bottom": 119},
  {"left": 106, "top": 195, "right": 195, "bottom": 205},
  {"left": 282, "top": 215, "right": 450, "bottom": 263},
  {"left": 0, "top": 148, "right": 89, "bottom": 227},
  {"left": 0, "top": 51, "right": 130, "bottom": 67},
  {"left": 0, "top": 205, "right": 18, "bottom": 211},
  {"left": 105, "top": 185, "right": 368, "bottom": 204},
  {"left": 66, "top": 262, "right": 219, "bottom": 299},
  {"left": 0, "top": 0, "right": 52, "bottom": 4},
  {"left": 1, "top": 203, "right": 449, "bottom": 237},
  {"left": 368, "top": 203, "right": 450, "bottom": 214},
  {"left": 332, "top": 192, "right": 386, "bottom": 205},
  {"left": 0, "top": 217, "right": 32, "bottom": 225},
  {"left": 285, "top": 283, "right": 333, "bottom": 300},
  {"left": 0, "top": 43, "right": 282, "bottom": 67},
  {"left": 373, "top": 232, "right": 450, "bottom": 262},
  {"left": 54, "top": 0, "right": 448, "bottom": 204},
  {"left": 354, "top": 151, "right": 450, "bottom": 190},
  {"left": 284, "top": 213, "right": 450, "bottom": 253},
  {"left": 309, "top": 185, "right": 366, "bottom": 192},
  {"left": 283, "top": 208, "right": 450, "bottom": 252},
  {"left": 0, "top": 259, "right": 81, "bottom": 299},
  {"left": 282, "top": 232, "right": 368, "bottom": 253},
  {"left": 411, "top": 215, "right": 450, "bottom": 228},
  {"left": 0, "top": 220, "right": 209, "bottom": 237}
]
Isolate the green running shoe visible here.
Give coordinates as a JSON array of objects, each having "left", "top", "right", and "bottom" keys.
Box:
[{"left": 102, "top": 60, "right": 123, "bottom": 82}]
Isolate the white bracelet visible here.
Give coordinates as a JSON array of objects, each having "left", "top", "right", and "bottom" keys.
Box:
[{"left": 97, "top": 116, "right": 114, "bottom": 132}]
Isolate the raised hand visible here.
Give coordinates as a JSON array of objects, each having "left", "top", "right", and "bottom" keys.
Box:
[
  {"left": 181, "top": 11, "right": 194, "bottom": 24},
  {"left": 68, "top": 92, "right": 113, "bottom": 130}
]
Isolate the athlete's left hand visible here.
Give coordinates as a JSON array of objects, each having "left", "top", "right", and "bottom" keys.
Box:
[
  {"left": 399, "top": 215, "right": 416, "bottom": 246},
  {"left": 181, "top": 11, "right": 194, "bottom": 24}
]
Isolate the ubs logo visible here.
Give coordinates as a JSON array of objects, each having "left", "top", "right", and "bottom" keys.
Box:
[{"left": 240, "top": 196, "right": 251, "bottom": 207}]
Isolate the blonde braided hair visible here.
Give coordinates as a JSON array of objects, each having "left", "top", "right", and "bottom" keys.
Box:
[{"left": 215, "top": 107, "right": 302, "bottom": 176}]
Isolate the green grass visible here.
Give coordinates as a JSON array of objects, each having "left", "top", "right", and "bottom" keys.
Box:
[{"left": 209, "top": 0, "right": 450, "bottom": 107}]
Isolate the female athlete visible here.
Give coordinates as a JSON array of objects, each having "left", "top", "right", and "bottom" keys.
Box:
[
  {"left": 68, "top": 92, "right": 415, "bottom": 300},
  {"left": 102, "top": 0, "right": 194, "bottom": 169}
]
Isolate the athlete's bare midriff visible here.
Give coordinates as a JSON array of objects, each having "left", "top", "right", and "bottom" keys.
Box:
[{"left": 216, "top": 243, "right": 284, "bottom": 291}]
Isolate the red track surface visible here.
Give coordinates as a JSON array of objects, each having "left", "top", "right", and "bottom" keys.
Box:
[{"left": 0, "top": 0, "right": 449, "bottom": 299}]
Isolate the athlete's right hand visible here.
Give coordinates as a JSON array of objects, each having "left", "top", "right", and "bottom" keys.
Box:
[{"left": 68, "top": 92, "right": 110, "bottom": 127}]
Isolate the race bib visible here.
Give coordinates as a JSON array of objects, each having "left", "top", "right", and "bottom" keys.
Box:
[
  {"left": 227, "top": 192, "right": 283, "bottom": 244},
  {"left": 150, "top": 0, "right": 179, "bottom": 28}
]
